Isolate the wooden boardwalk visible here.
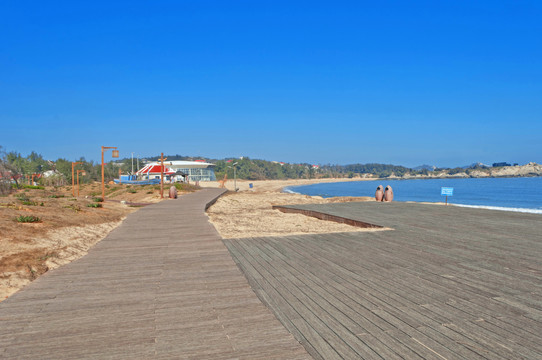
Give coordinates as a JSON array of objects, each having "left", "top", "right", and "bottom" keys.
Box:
[
  {"left": 224, "top": 202, "right": 542, "bottom": 359},
  {"left": 0, "top": 188, "right": 310, "bottom": 359}
]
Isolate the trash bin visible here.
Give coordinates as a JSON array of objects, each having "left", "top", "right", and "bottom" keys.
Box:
[
  {"left": 384, "top": 186, "right": 394, "bottom": 202},
  {"left": 169, "top": 186, "right": 178, "bottom": 199}
]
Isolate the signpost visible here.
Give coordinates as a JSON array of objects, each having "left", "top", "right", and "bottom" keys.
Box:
[{"left": 441, "top": 187, "right": 454, "bottom": 205}]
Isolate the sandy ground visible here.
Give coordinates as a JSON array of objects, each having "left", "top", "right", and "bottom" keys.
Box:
[
  {"left": 204, "top": 178, "right": 389, "bottom": 239},
  {"left": 0, "top": 221, "right": 123, "bottom": 299},
  {"left": 1, "top": 178, "right": 379, "bottom": 300},
  {"left": 202, "top": 177, "right": 374, "bottom": 193},
  {"left": 0, "top": 182, "right": 197, "bottom": 300}
]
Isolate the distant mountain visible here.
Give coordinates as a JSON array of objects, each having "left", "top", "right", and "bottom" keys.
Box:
[{"left": 412, "top": 164, "right": 436, "bottom": 171}]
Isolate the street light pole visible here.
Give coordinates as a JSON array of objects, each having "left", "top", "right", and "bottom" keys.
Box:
[
  {"left": 159, "top": 153, "right": 168, "bottom": 198},
  {"left": 131, "top": 152, "right": 134, "bottom": 174},
  {"left": 101, "top": 146, "right": 119, "bottom": 201},
  {"left": 227, "top": 162, "right": 239, "bottom": 191},
  {"left": 72, "top": 161, "right": 83, "bottom": 197}
]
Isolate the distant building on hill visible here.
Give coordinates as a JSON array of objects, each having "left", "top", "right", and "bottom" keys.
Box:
[
  {"left": 492, "top": 162, "right": 512, "bottom": 167},
  {"left": 143, "top": 160, "right": 217, "bottom": 182}
]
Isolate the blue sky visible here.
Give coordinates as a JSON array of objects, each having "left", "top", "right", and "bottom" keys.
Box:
[{"left": 1, "top": 1, "right": 541, "bottom": 167}]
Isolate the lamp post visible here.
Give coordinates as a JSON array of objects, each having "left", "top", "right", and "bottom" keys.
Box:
[
  {"left": 101, "top": 146, "right": 119, "bottom": 201},
  {"left": 72, "top": 162, "right": 83, "bottom": 197},
  {"left": 76, "top": 170, "right": 86, "bottom": 197},
  {"left": 159, "top": 153, "right": 167, "bottom": 199},
  {"left": 131, "top": 152, "right": 134, "bottom": 175},
  {"left": 227, "top": 162, "right": 238, "bottom": 192}
]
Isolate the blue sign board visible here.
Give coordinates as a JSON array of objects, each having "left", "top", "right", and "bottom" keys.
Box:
[{"left": 441, "top": 187, "right": 454, "bottom": 196}]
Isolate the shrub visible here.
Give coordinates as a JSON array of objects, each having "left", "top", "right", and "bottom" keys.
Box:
[
  {"left": 174, "top": 183, "right": 199, "bottom": 192},
  {"left": 22, "top": 185, "right": 44, "bottom": 190},
  {"left": 127, "top": 188, "right": 137, "bottom": 193},
  {"left": 64, "top": 204, "right": 81, "bottom": 212},
  {"left": 39, "top": 252, "right": 58, "bottom": 261},
  {"left": 93, "top": 197, "right": 104, "bottom": 202},
  {"left": 48, "top": 194, "right": 65, "bottom": 198},
  {"left": 87, "top": 203, "right": 102, "bottom": 208},
  {"left": 21, "top": 200, "right": 37, "bottom": 206},
  {"left": 16, "top": 215, "right": 41, "bottom": 223}
]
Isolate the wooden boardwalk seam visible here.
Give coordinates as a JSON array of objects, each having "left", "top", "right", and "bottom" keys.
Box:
[
  {"left": 0, "top": 188, "right": 310, "bottom": 359},
  {"left": 224, "top": 202, "right": 542, "bottom": 360}
]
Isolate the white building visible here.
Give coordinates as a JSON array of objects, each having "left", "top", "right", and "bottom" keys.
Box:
[{"left": 142, "top": 160, "right": 217, "bottom": 182}]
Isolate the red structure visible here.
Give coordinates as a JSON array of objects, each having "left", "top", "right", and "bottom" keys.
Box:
[{"left": 136, "top": 164, "right": 176, "bottom": 178}]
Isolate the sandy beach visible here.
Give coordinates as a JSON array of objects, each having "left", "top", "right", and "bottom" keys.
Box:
[
  {"left": 202, "top": 178, "right": 388, "bottom": 239},
  {"left": 201, "top": 177, "right": 374, "bottom": 193}
]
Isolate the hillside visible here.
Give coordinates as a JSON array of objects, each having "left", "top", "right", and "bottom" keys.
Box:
[{"left": 400, "top": 162, "right": 542, "bottom": 179}]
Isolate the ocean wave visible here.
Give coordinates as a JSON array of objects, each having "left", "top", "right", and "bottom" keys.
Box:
[
  {"left": 282, "top": 187, "right": 300, "bottom": 194},
  {"left": 453, "top": 204, "right": 542, "bottom": 214}
]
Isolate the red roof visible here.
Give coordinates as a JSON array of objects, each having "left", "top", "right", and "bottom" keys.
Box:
[{"left": 137, "top": 164, "right": 176, "bottom": 175}]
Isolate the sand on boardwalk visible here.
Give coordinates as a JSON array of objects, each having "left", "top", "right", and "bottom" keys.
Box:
[
  {"left": 0, "top": 221, "right": 124, "bottom": 299},
  {"left": 0, "top": 182, "right": 195, "bottom": 301},
  {"left": 203, "top": 178, "right": 389, "bottom": 239},
  {"left": 1, "top": 178, "right": 377, "bottom": 300}
]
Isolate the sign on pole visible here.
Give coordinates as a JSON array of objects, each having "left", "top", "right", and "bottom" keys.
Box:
[{"left": 441, "top": 187, "right": 454, "bottom": 205}]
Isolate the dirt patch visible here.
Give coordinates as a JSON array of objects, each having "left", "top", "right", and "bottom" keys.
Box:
[
  {"left": 0, "top": 221, "right": 122, "bottom": 299},
  {"left": 0, "top": 182, "right": 199, "bottom": 301}
]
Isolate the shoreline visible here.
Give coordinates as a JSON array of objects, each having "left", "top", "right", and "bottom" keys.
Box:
[
  {"left": 202, "top": 174, "right": 542, "bottom": 195},
  {"left": 279, "top": 178, "right": 542, "bottom": 215},
  {"left": 200, "top": 177, "right": 376, "bottom": 193}
]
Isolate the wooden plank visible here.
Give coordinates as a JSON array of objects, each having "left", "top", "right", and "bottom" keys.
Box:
[
  {"left": 0, "top": 189, "right": 310, "bottom": 359},
  {"left": 226, "top": 201, "right": 542, "bottom": 359}
]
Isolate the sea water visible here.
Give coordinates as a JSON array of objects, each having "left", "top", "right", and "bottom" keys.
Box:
[{"left": 285, "top": 177, "right": 542, "bottom": 214}]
